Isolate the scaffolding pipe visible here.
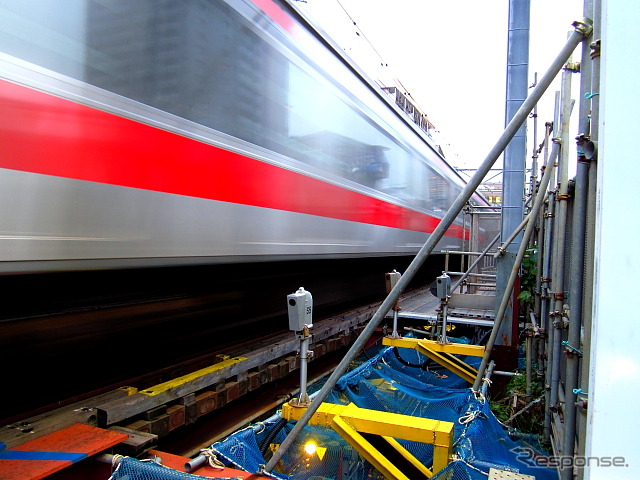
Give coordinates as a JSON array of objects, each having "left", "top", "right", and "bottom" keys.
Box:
[
  {"left": 262, "top": 26, "right": 588, "bottom": 474},
  {"left": 544, "top": 91, "right": 564, "bottom": 442},
  {"left": 447, "top": 272, "right": 496, "bottom": 278},
  {"left": 560, "top": 4, "right": 593, "bottom": 477},
  {"left": 549, "top": 60, "right": 575, "bottom": 440},
  {"left": 530, "top": 72, "right": 539, "bottom": 198},
  {"left": 443, "top": 250, "right": 490, "bottom": 256},
  {"left": 560, "top": 137, "right": 590, "bottom": 477},
  {"left": 472, "top": 139, "right": 561, "bottom": 392},
  {"left": 534, "top": 123, "right": 552, "bottom": 324},
  {"left": 542, "top": 191, "right": 556, "bottom": 441},
  {"left": 577, "top": 0, "right": 599, "bottom": 469},
  {"left": 481, "top": 360, "right": 496, "bottom": 398},
  {"left": 526, "top": 327, "right": 533, "bottom": 398}
]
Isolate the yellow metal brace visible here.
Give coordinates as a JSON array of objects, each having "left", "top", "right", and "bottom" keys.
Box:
[
  {"left": 382, "top": 337, "right": 484, "bottom": 384},
  {"left": 282, "top": 401, "right": 454, "bottom": 479}
]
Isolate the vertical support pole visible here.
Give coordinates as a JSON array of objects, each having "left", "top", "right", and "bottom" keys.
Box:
[
  {"left": 578, "top": 0, "right": 600, "bottom": 470},
  {"left": 501, "top": 0, "right": 531, "bottom": 250},
  {"left": 529, "top": 72, "right": 539, "bottom": 199},
  {"left": 470, "top": 210, "right": 479, "bottom": 293},
  {"left": 495, "top": 0, "right": 531, "bottom": 352},
  {"left": 543, "top": 90, "right": 562, "bottom": 443},
  {"left": 542, "top": 190, "right": 556, "bottom": 441},
  {"left": 549, "top": 59, "right": 575, "bottom": 453},
  {"left": 560, "top": 3, "right": 593, "bottom": 478},
  {"left": 534, "top": 123, "right": 551, "bottom": 322},
  {"left": 525, "top": 329, "right": 533, "bottom": 398},
  {"left": 385, "top": 271, "right": 402, "bottom": 338},
  {"left": 298, "top": 329, "right": 311, "bottom": 405}
]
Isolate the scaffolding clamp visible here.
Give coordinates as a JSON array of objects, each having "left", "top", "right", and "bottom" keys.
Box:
[
  {"left": 590, "top": 39, "right": 601, "bottom": 59},
  {"left": 562, "top": 340, "right": 583, "bottom": 357},
  {"left": 573, "top": 19, "right": 594, "bottom": 38},
  {"left": 564, "top": 61, "right": 581, "bottom": 73}
]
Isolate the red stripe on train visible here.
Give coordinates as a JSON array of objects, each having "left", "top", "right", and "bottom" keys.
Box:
[
  {"left": 0, "top": 79, "right": 464, "bottom": 239},
  {"left": 249, "top": 0, "right": 298, "bottom": 35}
]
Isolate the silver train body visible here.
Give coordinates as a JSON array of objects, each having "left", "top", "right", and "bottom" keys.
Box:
[{"left": 0, "top": 0, "right": 484, "bottom": 274}]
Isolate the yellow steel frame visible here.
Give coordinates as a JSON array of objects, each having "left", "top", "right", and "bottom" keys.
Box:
[
  {"left": 382, "top": 337, "right": 485, "bottom": 357},
  {"left": 383, "top": 337, "right": 483, "bottom": 384},
  {"left": 281, "top": 402, "right": 454, "bottom": 479}
]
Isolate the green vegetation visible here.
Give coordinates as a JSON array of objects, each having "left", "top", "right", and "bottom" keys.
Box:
[
  {"left": 490, "top": 368, "right": 545, "bottom": 435},
  {"left": 517, "top": 248, "right": 538, "bottom": 308}
]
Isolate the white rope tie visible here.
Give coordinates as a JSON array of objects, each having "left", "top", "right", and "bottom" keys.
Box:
[
  {"left": 458, "top": 409, "right": 482, "bottom": 425},
  {"left": 200, "top": 448, "right": 226, "bottom": 470}
]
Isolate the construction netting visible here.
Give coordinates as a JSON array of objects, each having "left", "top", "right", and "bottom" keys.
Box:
[{"left": 110, "top": 340, "right": 556, "bottom": 480}]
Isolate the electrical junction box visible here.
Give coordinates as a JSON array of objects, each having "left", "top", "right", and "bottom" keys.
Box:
[
  {"left": 385, "top": 270, "right": 401, "bottom": 293},
  {"left": 287, "top": 287, "right": 313, "bottom": 331},
  {"left": 436, "top": 273, "right": 451, "bottom": 300}
]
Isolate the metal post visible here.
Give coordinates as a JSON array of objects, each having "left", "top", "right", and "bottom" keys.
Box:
[
  {"left": 534, "top": 122, "right": 551, "bottom": 378},
  {"left": 469, "top": 210, "right": 479, "bottom": 293},
  {"left": 494, "top": 0, "right": 531, "bottom": 349},
  {"left": 577, "top": 0, "right": 599, "bottom": 469},
  {"left": 542, "top": 191, "right": 556, "bottom": 441},
  {"left": 549, "top": 58, "right": 575, "bottom": 450},
  {"left": 481, "top": 361, "right": 496, "bottom": 398},
  {"left": 534, "top": 123, "right": 552, "bottom": 322},
  {"left": 543, "top": 89, "right": 563, "bottom": 443},
  {"left": 262, "top": 27, "right": 589, "bottom": 473},
  {"left": 386, "top": 270, "right": 402, "bottom": 338},
  {"left": 560, "top": 3, "right": 593, "bottom": 477},
  {"left": 501, "top": 0, "right": 531, "bottom": 252},
  {"left": 440, "top": 303, "right": 449, "bottom": 342},
  {"left": 525, "top": 326, "right": 533, "bottom": 399},
  {"left": 530, "top": 72, "right": 539, "bottom": 199},
  {"left": 297, "top": 328, "right": 311, "bottom": 405}
]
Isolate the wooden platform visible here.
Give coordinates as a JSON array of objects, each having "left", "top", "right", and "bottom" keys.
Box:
[{"left": 0, "top": 423, "right": 127, "bottom": 480}]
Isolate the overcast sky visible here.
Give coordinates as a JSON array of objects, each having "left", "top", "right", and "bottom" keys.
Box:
[{"left": 295, "top": 0, "right": 584, "bottom": 174}]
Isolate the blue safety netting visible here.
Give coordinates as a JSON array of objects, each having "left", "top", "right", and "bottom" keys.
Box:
[
  {"left": 108, "top": 457, "right": 247, "bottom": 480},
  {"left": 211, "top": 341, "right": 556, "bottom": 480},
  {"left": 111, "top": 339, "right": 556, "bottom": 480}
]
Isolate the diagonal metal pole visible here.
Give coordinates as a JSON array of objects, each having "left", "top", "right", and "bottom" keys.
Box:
[{"left": 263, "top": 23, "right": 590, "bottom": 474}]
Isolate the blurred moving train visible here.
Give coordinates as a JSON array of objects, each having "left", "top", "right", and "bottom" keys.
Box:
[
  {"left": 0, "top": 0, "right": 489, "bottom": 420},
  {"left": 0, "top": 0, "right": 485, "bottom": 274}
]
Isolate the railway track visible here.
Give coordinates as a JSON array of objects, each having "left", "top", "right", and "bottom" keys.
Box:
[{"left": 0, "top": 296, "right": 389, "bottom": 453}]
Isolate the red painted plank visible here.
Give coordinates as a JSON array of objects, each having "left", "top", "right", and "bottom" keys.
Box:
[{"left": 0, "top": 424, "right": 127, "bottom": 480}]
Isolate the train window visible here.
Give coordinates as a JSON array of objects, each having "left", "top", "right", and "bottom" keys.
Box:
[{"left": 0, "top": 0, "right": 457, "bottom": 214}]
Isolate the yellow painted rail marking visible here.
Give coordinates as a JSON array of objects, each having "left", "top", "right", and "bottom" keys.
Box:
[{"left": 139, "top": 356, "right": 246, "bottom": 396}]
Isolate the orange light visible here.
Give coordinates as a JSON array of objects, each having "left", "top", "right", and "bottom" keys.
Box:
[{"left": 304, "top": 441, "right": 317, "bottom": 456}]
